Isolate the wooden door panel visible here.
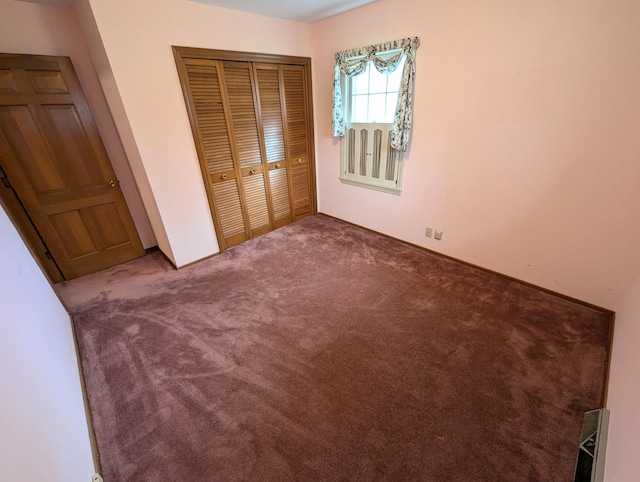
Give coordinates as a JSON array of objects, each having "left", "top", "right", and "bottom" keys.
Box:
[
  {"left": 43, "top": 104, "right": 106, "bottom": 188},
  {"left": 254, "top": 65, "right": 286, "bottom": 164},
  {"left": 282, "top": 65, "right": 312, "bottom": 218},
  {"left": 184, "top": 61, "right": 235, "bottom": 174},
  {"left": 0, "top": 106, "right": 66, "bottom": 195},
  {"left": 243, "top": 173, "right": 270, "bottom": 234},
  {"left": 0, "top": 53, "right": 144, "bottom": 280},
  {"left": 222, "top": 61, "right": 273, "bottom": 234},
  {"left": 0, "top": 69, "right": 20, "bottom": 93},
  {"left": 50, "top": 205, "right": 141, "bottom": 275},
  {"left": 282, "top": 66, "right": 309, "bottom": 159},
  {"left": 291, "top": 160, "right": 310, "bottom": 216},
  {"left": 28, "top": 70, "right": 69, "bottom": 94},
  {"left": 222, "top": 62, "right": 262, "bottom": 169},
  {"left": 255, "top": 64, "right": 292, "bottom": 226},
  {"left": 50, "top": 210, "right": 97, "bottom": 257},
  {"left": 211, "top": 179, "right": 247, "bottom": 247},
  {"left": 183, "top": 59, "right": 250, "bottom": 249},
  {"left": 269, "top": 167, "right": 292, "bottom": 226},
  {"left": 84, "top": 203, "right": 130, "bottom": 248},
  {"left": 1, "top": 64, "right": 70, "bottom": 96}
]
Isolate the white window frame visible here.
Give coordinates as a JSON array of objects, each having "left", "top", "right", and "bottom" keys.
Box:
[{"left": 340, "top": 56, "right": 405, "bottom": 195}]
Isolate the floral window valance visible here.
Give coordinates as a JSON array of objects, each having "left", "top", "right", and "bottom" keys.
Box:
[{"left": 332, "top": 36, "right": 420, "bottom": 152}]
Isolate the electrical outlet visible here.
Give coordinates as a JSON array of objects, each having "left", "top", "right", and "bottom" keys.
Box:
[
  {"left": 434, "top": 229, "right": 443, "bottom": 241},
  {"left": 425, "top": 227, "right": 433, "bottom": 238}
]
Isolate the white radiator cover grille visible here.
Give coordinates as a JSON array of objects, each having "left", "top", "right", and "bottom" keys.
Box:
[{"left": 574, "top": 408, "right": 610, "bottom": 482}]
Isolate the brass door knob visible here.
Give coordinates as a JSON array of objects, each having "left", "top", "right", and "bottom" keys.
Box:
[
  {"left": 250, "top": 168, "right": 256, "bottom": 174},
  {"left": 108, "top": 180, "right": 117, "bottom": 188},
  {"left": 297, "top": 158, "right": 302, "bottom": 164},
  {"left": 275, "top": 163, "right": 281, "bottom": 168},
  {"left": 221, "top": 173, "right": 227, "bottom": 180}
]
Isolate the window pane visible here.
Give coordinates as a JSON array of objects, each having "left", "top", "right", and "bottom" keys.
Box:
[
  {"left": 368, "top": 67, "right": 388, "bottom": 94},
  {"left": 368, "top": 93, "right": 387, "bottom": 123},
  {"left": 384, "top": 92, "right": 399, "bottom": 123},
  {"left": 347, "top": 56, "right": 406, "bottom": 124},
  {"left": 352, "top": 65, "right": 370, "bottom": 95},
  {"left": 352, "top": 95, "right": 369, "bottom": 123},
  {"left": 386, "top": 58, "right": 405, "bottom": 90}
]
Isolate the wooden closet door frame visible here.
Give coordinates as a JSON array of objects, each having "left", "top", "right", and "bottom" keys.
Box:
[{"left": 173, "top": 46, "right": 317, "bottom": 251}]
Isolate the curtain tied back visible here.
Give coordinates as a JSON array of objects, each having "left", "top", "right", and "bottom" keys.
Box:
[{"left": 332, "top": 36, "right": 420, "bottom": 152}]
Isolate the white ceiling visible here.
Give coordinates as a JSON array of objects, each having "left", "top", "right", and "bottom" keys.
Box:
[
  {"left": 14, "top": 0, "right": 379, "bottom": 23},
  {"left": 189, "top": 0, "right": 379, "bottom": 23},
  {"left": 15, "top": 0, "right": 73, "bottom": 7}
]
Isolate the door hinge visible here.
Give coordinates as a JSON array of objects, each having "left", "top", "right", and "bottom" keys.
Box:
[{"left": 44, "top": 250, "right": 53, "bottom": 260}]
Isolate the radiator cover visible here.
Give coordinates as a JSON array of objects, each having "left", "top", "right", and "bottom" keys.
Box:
[{"left": 574, "top": 408, "right": 610, "bottom": 482}]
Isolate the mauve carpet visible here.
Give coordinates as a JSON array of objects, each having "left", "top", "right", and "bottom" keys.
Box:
[{"left": 57, "top": 215, "right": 611, "bottom": 481}]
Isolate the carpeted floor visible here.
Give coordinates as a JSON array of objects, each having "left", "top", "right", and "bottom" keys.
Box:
[{"left": 57, "top": 215, "right": 611, "bottom": 481}]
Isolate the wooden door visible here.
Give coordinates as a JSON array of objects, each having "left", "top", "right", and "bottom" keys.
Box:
[
  {"left": 282, "top": 65, "right": 312, "bottom": 218},
  {"left": 174, "top": 47, "right": 316, "bottom": 252},
  {"left": 0, "top": 54, "right": 145, "bottom": 280},
  {"left": 181, "top": 59, "right": 276, "bottom": 248},
  {"left": 254, "top": 63, "right": 293, "bottom": 229},
  {"left": 222, "top": 61, "right": 273, "bottom": 238},
  {"left": 181, "top": 58, "right": 248, "bottom": 248}
]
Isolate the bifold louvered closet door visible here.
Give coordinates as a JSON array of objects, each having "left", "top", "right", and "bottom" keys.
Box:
[{"left": 174, "top": 48, "right": 316, "bottom": 250}]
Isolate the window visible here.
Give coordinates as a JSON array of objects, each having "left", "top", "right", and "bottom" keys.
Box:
[
  {"left": 350, "top": 59, "right": 404, "bottom": 124},
  {"left": 342, "top": 58, "right": 405, "bottom": 193},
  {"left": 332, "top": 37, "right": 419, "bottom": 195}
]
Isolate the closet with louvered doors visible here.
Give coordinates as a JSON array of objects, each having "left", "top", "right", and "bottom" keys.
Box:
[
  {"left": 281, "top": 64, "right": 313, "bottom": 218},
  {"left": 173, "top": 47, "right": 316, "bottom": 251}
]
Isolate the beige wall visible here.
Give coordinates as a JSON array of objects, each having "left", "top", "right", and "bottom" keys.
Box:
[
  {"left": 0, "top": 203, "right": 95, "bottom": 480},
  {"left": 312, "top": 0, "right": 640, "bottom": 311},
  {"left": 0, "top": 0, "right": 156, "bottom": 247},
  {"left": 78, "top": 0, "right": 314, "bottom": 267},
  {"left": 606, "top": 275, "right": 640, "bottom": 481}
]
